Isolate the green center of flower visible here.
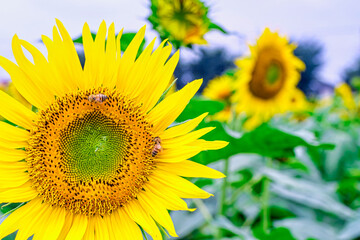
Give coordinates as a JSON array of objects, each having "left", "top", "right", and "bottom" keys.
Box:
[
  {"left": 266, "top": 63, "right": 281, "bottom": 85},
  {"left": 249, "top": 49, "right": 286, "bottom": 100},
  {"left": 60, "top": 110, "right": 127, "bottom": 182}
]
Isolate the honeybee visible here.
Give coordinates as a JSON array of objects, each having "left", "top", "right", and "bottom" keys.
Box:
[
  {"left": 152, "top": 137, "right": 162, "bottom": 157},
  {"left": 88, "top": 94, "right": 108, "bottom": 103}
]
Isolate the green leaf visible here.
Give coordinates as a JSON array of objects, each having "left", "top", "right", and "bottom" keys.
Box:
[
  {"left": 234, "top": 123, "right": 334, "bottom": 159},
  {"left": 175, "top": 97, "right": 225, "bottom": 123},
  {"left": 208, "top": 22, "right": 228, "bottom": 34},
  {"left": 190, "top": 122, "right": 334, "bottom": 165},
  {"left": 253, "top": 226, "right": 296, "bottom": 240}
]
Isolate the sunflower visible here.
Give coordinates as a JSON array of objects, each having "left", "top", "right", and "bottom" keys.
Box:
[
  {"left": 0, "top": 20, "right": 227, "bottom": 240},
  {"left": 335, "top": 82, "right": 357, "bottom": 111},
  {"left": 203, "top": 75, "right": 234, "bottom": 122},
  {"left": 233, "top": 28, "right": 305, "bottom": 128},
  {"left": 148, "top": 0, "right": 215, "bottom": 47}
]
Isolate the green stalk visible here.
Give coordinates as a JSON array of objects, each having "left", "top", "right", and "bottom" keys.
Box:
[
  {"left": 261, "top": 157, "right": 271, "bottom": 234},
  {"left": 219, "top": 157, "right": 229, "bottom": 216},
  {"left": 217, "top": 158, "right": 230, "bottom": 239},
  {"left": 261, "top": 176, "right": 270, "bottom": 233}
]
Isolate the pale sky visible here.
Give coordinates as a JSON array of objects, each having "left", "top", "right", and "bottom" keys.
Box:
[{"left": 0, "top": 0, "right": 359, "bottom": 85}]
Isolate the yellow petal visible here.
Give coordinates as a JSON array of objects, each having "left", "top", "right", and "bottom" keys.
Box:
[
  {"left": 57, "top": 214, "right": 74, "bottom": 240},
  {"left": 20, "top": 39, "right": 60, "bottom": 97},
  {"left": 93, "top": 215, "right": 109, "bottom": 240},
  {"left": 123, "top": 38, "right": 157, "bottom": 99},
  {"left": 157, "top": 160, "right": 225, "bottom": 178},
  {"left": 0, "top": 162, "right": 29, "bottom": 189},
  {"left": 0, "top": 181, "right": 37, "bottom": 203},
  {"left": 33, "top": 205, "right": 66, "bottom": 240},
  {"left": 103, "top": 23, "right": 118, "bottom": 88},
  {"left": 82, "top": 217, "right": 95, "bottom": 240},
  {"left": 138, "top": 192, "right": 178, "bottom": 237},
  {"left": 64, "top": 214, "right": 88, "bottom": 240},
  {"left": 112, "top": 208, "right": 143, "bottom": 240},
  {"left": 0, "top": 138, "right": 27, "bottom": 149},
  {"left": 116, "top": 26, "right": 146, "bottom": 98},
  {"left": 140, "top": 50, "right": 179, "bottom": 112},
  {"left": 0, "top": 198, "right": 41, "bottom": 239},
  {"left": 151, "top": 170, "right": 212, "bottom": 199},
  {"left": 0, "top": 121, "right": 30, "bottom": 142},
  {"left": 156, "top": 145, "right": 202, "bottom": 163},
  {"left": 55, "top": 19, "right": 84, "bottom": 90},
  {"left": 11, "top": 36, "right": 55, "bottom": 105},
  {"left": 160, "top": 113, "right": 208, "bottom": 139},
  {"left": 123, "top": 200, "right": 162, "bottom": 240},
  {"left": 15, "top": 205, "right": 47, "bottom": 240},
  {"left": 161, "top": 127, "right": 215, "bottom": 148},
  {"left": 0, "top": 90, "right": 36, "bottom": 129},
  {"left": 145, "top": 182, "right": 193, "bottom": 211},
  {"left": 130, "top": 39, "right": 170, "bottom": 110},
  {"left": 148, "top": 79, "right": 202, "bottom": 135},
  {"left": 0, "top": 147, "right": 26, "bottom": 162},
  {"left": 193, "top": 139, "right": 229, "bottom": 150},
  {"left": 92, "top": 21, "right": 107, "bottom": 88}
]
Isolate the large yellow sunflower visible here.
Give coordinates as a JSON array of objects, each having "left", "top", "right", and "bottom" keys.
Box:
[
  {"left": 233, "top": 28, "right": 305, "bottom": 127},
  {"left": 0, "top": 20, "right": 227, "bottom": 240}
]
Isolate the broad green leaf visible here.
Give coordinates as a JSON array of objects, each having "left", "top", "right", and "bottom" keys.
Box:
[
  {"left": 253, "top": 226, "right": 296, "bottom": 240},
  {"left": 274, "top": 218, "right": 338, "bottom": 240},
  {"left": 175, "top": 97, "right": 225, "bottom": 123},
  {"left": 191, "top": 122, "right": 334, "bottom": 165}
]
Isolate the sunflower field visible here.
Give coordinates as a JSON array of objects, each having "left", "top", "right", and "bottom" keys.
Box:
[{"left": 0, "top": 0, "right": 359, "bottom": 239}]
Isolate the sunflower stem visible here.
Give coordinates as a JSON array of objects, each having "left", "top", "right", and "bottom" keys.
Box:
[
  {"left": 261, "top": 157, "right": 271, "bottom": 234},
  {"left": 217, "top": 157, "right": 230, "bottom": 239},
  {"left": 219, "top": 158, "right": 229, "bottom": 215}
]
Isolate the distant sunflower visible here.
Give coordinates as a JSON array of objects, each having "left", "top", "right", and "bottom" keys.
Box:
[
  {"left": 148, "top": 0, "right": 220, "bottom": 47},
  {"left": 0, "top": 20, "right": 227, "bottom": 240},
  {"left": 203, "top": 75, "right": 234, "bottom": 122},
  {"left": 335, "top": 82, "right": 356, "bottom": 110},
  {"left": 233, "top": 28, "right": 305, "bottom": 128}
]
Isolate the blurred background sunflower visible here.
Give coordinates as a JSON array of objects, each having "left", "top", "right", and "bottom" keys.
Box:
[{"left": 232, "top": 28, "right": 306, "bottom": 129}]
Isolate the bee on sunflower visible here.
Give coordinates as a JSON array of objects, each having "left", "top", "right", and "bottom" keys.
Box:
[
  {"left": 0, "top": 20, "right": 228, "bottom": 240},
  {"left": 203, "top": 75, "right": 235, "bottom": 122},
  {"left": 148, "top": 0, "right": 226, "bottom": 48},
  {"left": 232, "top": 28, "right": 306, "bottom": 129}
]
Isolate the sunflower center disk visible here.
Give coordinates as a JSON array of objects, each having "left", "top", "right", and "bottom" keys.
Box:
[
  {"left": 60, "top": 111, "right": 126, "bottom": 182},
  {"left": 249, "top": 48, "right": 286, "bottom": 99},
  {"left": 27, "top": 89, "right": 155, "bottom": 216}
]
